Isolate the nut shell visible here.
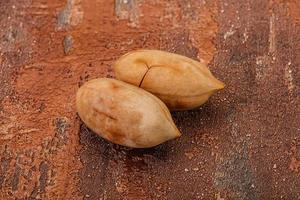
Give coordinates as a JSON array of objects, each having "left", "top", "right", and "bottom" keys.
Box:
[
  {"left": 113, "top": 50, "right": 225, "bottom": 110},
  {"left": 76, "top": 78, "right": 181, "bottom": 148}
]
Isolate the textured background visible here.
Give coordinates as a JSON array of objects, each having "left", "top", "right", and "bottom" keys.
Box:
[{"left": 0, "top": 0, "right": 299, "bottom": 199}]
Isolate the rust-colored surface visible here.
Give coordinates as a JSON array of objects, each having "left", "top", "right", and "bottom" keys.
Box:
[{"left": 0, "top": 0, "right": 299, "bottom": 199}]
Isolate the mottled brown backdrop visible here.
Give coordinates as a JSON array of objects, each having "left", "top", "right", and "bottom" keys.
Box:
[{"left": 0, "top": 0, "right": 299, "bottom": 199}]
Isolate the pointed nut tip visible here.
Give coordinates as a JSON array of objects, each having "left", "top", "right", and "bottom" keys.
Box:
[
  {"left": 214, "top": 79, "right": 225, "bottom": 90},
  {"left": 175, "top": 129, "right": 182, "bottom": 138}
]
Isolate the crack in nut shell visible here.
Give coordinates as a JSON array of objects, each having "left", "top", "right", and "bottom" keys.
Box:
[
  {"left": 113, "top": 49, "right": 225, "bottom": 110},
  {"left": 76, "top": 78, "right": 181, "bottom": 148}
]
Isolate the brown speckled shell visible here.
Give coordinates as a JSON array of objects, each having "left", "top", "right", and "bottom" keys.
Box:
[
  {"left": 113, "top": 50, "right": 225, "bottom": 110},
  {"left": 76, "top": 78, "right": 181, "bottom": 148}
]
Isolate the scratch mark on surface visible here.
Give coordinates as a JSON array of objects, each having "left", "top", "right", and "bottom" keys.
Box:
[
  {"left": 242, "top": 0, "right": 250, "bottom": 44},
  {"left": 255, "top": 56, "right": 269, "bottom": 81},
  {"left": 19, "top": 128, "right": 40, "bottom": 134},
  {"left": 284, "top": 61, "right": 295, "bottom": 96},
  {"left": 243, "top": 31, "right": 249, "bottom": 44},
  {"left": 269, "top": 13, "right": 276, "bottom": 53},
  {"left": 21, "top": 11, "right": 50, "bottom": 15}
]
